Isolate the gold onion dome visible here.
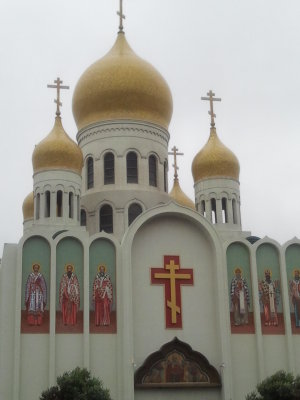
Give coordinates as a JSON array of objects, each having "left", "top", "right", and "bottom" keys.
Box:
[
  {"left": 192, "top": 127, "right": 240, "bottom": 182},
  {"left": 22, "top": 192, "right": 34, "bottom": 221},
  {"left": 72, "top": 32, "right": 173, "bottom": 131},
  {"left": 32, "top": 116, "right": 83, "bottom": 174},
  {"left": 169, "top": 178, "right": 195, "bottom": 210}
]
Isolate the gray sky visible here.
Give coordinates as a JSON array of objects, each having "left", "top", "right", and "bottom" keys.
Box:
[{"left": 1, "top": 0, "right": 300, "bottom": 255}]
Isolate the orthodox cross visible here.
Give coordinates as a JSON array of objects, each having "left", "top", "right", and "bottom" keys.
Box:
[
  {"left": 117, "top": 0, "right": 125, "bottom": 33},
  {"left": 168, "top": 146, "right": 184, "bottom": 180},
  {"left": 47, "top": 77, "right": 69, "bottom": 117},
  {"left": 151, "top": 256, "right": 193, "bottom": 329},
  {"left": 201, "top": 90, "right": 221, "bottom": 127}
]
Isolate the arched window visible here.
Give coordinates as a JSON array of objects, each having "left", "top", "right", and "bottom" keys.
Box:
[
  {"left": 104, "top": 152, "right": 115, "bottom": 184},
  {"left": 87, "top": 157, "right": 94, "bottom": 189},
  {"left": 57, "top": 190, "right": 63, "bottom": 217},
  {"left": 222, "top": 197, "right": 228, "bottom": 223},
  {"left": 164, "top": 160, "right": 168, "bottom": 192},
  {"left": 201, "top": 200, "right": 206, "bottom": 217},
  {"left": 36, "top": 193, "right": 40, "bottom": 220},
  {"left": 149, "top": 155, "right": 157, "bottom": 187},
  {"left": 127, "top": 152, "right": 138, "bottom": 183},
  {"left": 99, "top": 205, "right": 113, "bottom": 233},
  {"left": 128, "top": 203, "right": 143, "bottom": 226},
  {"left": 232, "top": 198, "right": 237, "bottom": 224},
  {"left": 45, "top": 190, "right": 50, "bottom": 218},
  {"left": 69, "top": 192, "right": 74, "bottom": 218},
  {"left": 211, "top": 198, "right": 217, "bottom": 224},
  {"left": 80, "top": 209, "right": 87, "bottom": 226}
]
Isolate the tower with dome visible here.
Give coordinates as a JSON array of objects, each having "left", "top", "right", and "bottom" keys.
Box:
[{"left": 1, "top": 4, "right": 300, "bottom": 400}]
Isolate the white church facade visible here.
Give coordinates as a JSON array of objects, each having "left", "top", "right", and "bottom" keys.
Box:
[{"left": 1, "top": 7, "right": 300, "bottom": 400}]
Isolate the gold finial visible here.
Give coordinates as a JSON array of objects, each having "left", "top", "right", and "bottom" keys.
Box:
[
  {"left": 168, "top": 146, "right": 184, "bottom": 180},
  {"left": 201, "top": 90, "right": 221, "bottom": 128},
  {"left": 117, "top": 0, "right": 126, "bottom": 33},
  {"left": 47, "top": 77, "right": 70, "bottom": 117}
]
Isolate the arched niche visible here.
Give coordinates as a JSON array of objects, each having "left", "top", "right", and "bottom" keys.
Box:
[
  {"left": 21, "top": 236, "right": 50, "bottom": 333},
  {"left": 56, "top": 237, "right": 83, "bottom": 333},
  {"left": 285, "top": 244, "right": 300, "bottom": 333},
  {"left": 134, "top": 337, "right": 221, "bottom": 388},
  {"left": 256, "top": 243, "right": 284, "bottom": 334},
  {"left": 226, "top": 242, "right": 254, "bottom": 333},
  {"left": 89, "top": 238, "right": 116, "bottom": 333}
]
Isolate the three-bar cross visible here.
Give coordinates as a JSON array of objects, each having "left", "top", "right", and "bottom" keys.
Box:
[
  {"left": 201, "top": 90, "right": 221, "bottom": 127},
  {"left": 47, "top": 77, "right": 69, "bottom": 117},
  {"left": 117, "top": 0, "right": 125, "bottom": 32},
  {"left": 168, "top": 146, "right": 184, "bottom": 180}
]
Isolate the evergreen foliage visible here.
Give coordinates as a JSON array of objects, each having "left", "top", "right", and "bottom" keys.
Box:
[
  {"left": 246, "top": 370, "right": 300, "bottom": 400},
  {"left": 40, "top": 367, "right": 112, "bottom": 400}
]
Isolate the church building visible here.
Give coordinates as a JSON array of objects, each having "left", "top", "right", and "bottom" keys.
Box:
[{"left": 1, "top": 3, "right": 300, "bottom": 400}]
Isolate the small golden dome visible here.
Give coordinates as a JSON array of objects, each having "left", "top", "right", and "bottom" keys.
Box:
[
  {"left": 169, "top": 179, "right": 195, "bottom": 210},
  {"left": 72, "top": 33, "right": 173, "bottom": 130},
  {"left": 192, "top": 127, "right": 240, "bottom": 182},
  {"left": 22, "top": 192, "right": 34, "bottom": 221},
  {"left": 32, "top": 116, "right": 83, "bottom": 174}
]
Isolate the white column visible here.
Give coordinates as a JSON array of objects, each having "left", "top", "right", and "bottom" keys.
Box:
[
  {"left": 216, "top": 198, "right": 223, "bottom": 224},
  {"left": 205, "top": 199, "right": 212, "bottom": 223}
]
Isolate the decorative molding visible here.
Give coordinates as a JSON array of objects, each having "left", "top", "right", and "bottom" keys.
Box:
[
  {"left": 77, "top": 121, "right": 170, "bottom": 146},
  {"left": 134, "top": 337, "right": 222, "bottom": 389}
]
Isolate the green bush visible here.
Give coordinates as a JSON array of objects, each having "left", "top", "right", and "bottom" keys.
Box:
[
  {"left": 40, "top": 367, "right": 112, "bottom": 400},
  {"left": 246, "top": 370, "right": 300, "bottom": 400}
]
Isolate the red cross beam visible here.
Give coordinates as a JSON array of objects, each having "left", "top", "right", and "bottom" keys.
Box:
[{"left": 151, "top": 256, "right": 194, "bottom": 329}]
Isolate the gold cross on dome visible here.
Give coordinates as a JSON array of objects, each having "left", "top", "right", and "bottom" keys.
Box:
[
  {"left": 117, "top": 0, "right": 126, "bottom": 33},
  {"left": 47, "top": 77, "right": 69, "bottom": 117},
  {"left": 168, "top": 146, "right": 184, "bottom": 180},
  {"left": 201, "top": 90, "right": 221, "bottom": 127}
]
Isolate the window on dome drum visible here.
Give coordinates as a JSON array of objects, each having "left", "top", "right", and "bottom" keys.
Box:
[
  {"left": 128, "top": 203, "right": 143, "bottom": 226},
  {"left": 45, "top": 191, "right": 50, "bottom": 218},
  {"left": 232, "top": 198, "right": 237, "bottom": 224},
  {"left": 80, "top": 209, "right": 87, "bottom": 226},
  {"left": 87, "top": 157, "right": 94, "bottom": 189},
  {"left": 36, "top": 193, "right": 40, "bottom": 220},
  {"left": 69, "top": 192, "right": 74, "bottom": 218},
  {"left": 222, "top": 197, "right": 228, "bottom": 223},
  {"left": 211, "top": 198, "right": 217, "bottom": 224},
  {"left": 99, "top": 205, "right": 113, "bottom": 233},
  {"left": 201, "top": 200, "right": 206, "bottom": 218},
  {"left": 164, "top": 161, "right": 168, "bottom": 192},
  {"left": 149, "top": 155, "right": 157, "bottom": 187},
  {"left": 127, "top": 152, "right": 138, "bottom": 183},
  {"left": 104, "top": 152, "right": 115, "bottom": 184},
  {"left": 77, "top": 196, "right": 80, "bottom": 221},
  {"left": 57, "top": 190, "right": 63, "bottom": 217}
]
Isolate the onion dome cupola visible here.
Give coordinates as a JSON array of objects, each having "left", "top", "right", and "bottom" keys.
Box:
[
  {"left": 192, "top": 127, "right": 240, "bottom": 182},
  {"left": 32, "top": 116, "right": 83, "bottom": 174},
  {"left": 22, "top": 191, "right": 34, "bottom": 221},
  {"left": 32, "top": 78, "right": 83, "bottom": 228},
  {"left": 192, "top": 91, "right": 242, "bottom": 230},
  {"left": 72, "top": 32, "right": 173, "bottom": 131},
  {"left": 169, "top": 146, "right": 195, "bottom": 210},
  {"left": 73, "top": 7, "right": 173, "bottom": 241}
]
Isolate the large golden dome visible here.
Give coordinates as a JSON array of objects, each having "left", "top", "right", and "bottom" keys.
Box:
[
  {"left": 192, "top": 127, "right": 240, "bottom": 182},
  {"left": 72, "top": 32, "right": 173, "bottom": 130},
  {"left": 22, "top": 192, "right": 34, "bottom": 221},
  {"left": 169, "top": 178, "right": 195, "bottom": 210},
  {"left": 32, "top": 116, "right": 83, "bottom": 174}
]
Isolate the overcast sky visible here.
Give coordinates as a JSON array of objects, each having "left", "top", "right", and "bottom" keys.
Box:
[{"left": 1, "top": 0, "right": 300, "bottom": 255}]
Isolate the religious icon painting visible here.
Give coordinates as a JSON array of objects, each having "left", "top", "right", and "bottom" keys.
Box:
[
  {"left": 21, "top": 236, "right": 50, "bottom": 334},
  {"left": 257, "top": 243, "right": 285, "bottom": 334},
  {"left": 56, "top": 237, "right": 83, "bottom": 333},
  {"left": 285, "top": 244, "right": 300, "bottom": 334},
  {"left": 89, "top": 238, "right": 117, "bottom": 333},
  {"left": 226, "top": 242, "right": 255, "bottom": 334},
  {"left": 151, "top": 255, "right": 193, "bottom": 329}
]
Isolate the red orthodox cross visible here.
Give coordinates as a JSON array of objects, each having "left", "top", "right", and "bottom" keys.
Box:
[{"left": 151, "top": 256, "right": 193, "bottom": 329}]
